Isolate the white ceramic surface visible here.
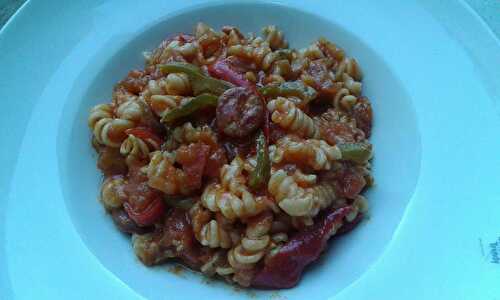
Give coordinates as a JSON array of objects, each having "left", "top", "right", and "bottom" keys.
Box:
[{"left": 1, "top": 1, "right": 499, "bottom": 299}]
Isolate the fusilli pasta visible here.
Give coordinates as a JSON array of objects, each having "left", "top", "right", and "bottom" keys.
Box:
[
  {"left": 268, "top": 169, "right": 314, "bottom": 217},
  {"left": 100, "top": 176, "right": 127, "bottom": 210},
  {"left": 115, "top": 99, "right": 147, "bottom": 124},
  {"left": 227, "top": 43, "right": 272, "bottom": 67},
  {"left": 267, "top": 97, "right": 320, "bottom": 138},
  {"left": 149, "top": 95, "right": 192, "bottom": 118},
  {"left": 201, "top": 182, "right": 267, "bottom": 220},
  {"left": 333, "top": 87, "right": 358, "bottom": 111},
  {"left": 228, "top": 212, "right": 273, "bottom": 270},
  {"left": 146, "top": 150, "right": 192, "bottom": 195},
  {"left": 270, "top": 135, "right": 341, "bottom": 170},
  {"left": 93, "top": 118, "right": 134, "bottom": 147},
  {"left": 164, "top": 72, "right": 191, "bottom": 95},
  {"left": 168, "top": 122, "right": 217, "bottom": 150},
  {"left": 262, "top": 25, "right": 288, "bottom": 50},
  {"left": 88, "top": 103, "right": 113, "bottom": 129},
  {"left": 120, "top": 133, "right": 160, "bottom": 165}
]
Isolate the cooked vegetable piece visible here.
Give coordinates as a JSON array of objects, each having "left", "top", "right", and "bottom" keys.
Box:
[
  {"left": 176, "top": 142, "right": 211, "bottom": 191},
  {"left": 164, "top": 196, "right": 197, "bottom": 210},
  {"left": 249, "top": 131, "right": 271, "bottom": 190},
  {"left": 161, "top": 93, "right": 218, "bottom": 124},
  {"left": 338, "top": 142, "right": 371, "bottom": 164},
  {"left": 124, "top": 197, "right": 165, "bottom": 227},
  {"left": 252, "top": 206, "right": 357, "bottom": 288},
  {"left": 259, "top": 81, "right": 318, "bottom": 102},
  {"left": 208, "top": 58, "right": 254, "bottom": 89},
  {"left": 160, "top": 62, "right": 233, "bottom": 95}
]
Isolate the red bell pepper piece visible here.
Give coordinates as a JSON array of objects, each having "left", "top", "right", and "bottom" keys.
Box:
[
  {"left": 252, "top": 206, "right": 359, "bottom": 289},
  {"left": 123, "top": 197, "right": 165, "bottom": 227},
  {"left": 208, "top": 58, "right": 254, "bottom": 90}
]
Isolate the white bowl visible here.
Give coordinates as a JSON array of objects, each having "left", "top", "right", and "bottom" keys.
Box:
[
  {"left": 2, "top": 1, "right": 499, "bottom": 299},
  {"left": 61, "top": 1, "right": 420, "bottom": 298}
]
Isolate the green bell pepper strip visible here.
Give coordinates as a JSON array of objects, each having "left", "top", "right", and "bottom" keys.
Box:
[
  {"left": 338, "top": 142, "right": 372, "bottom": 164},
  {"left": 161, "top": 93, "right": 218, "bottom": 124},
  {"left": 164, "top": 196, "right": 196, "bottom": 210},
  {"left": 273, "top": 49, "right": 294, "bottom": 61},
  {"left": 259, "top": 81, "right": 318, "bottom": 102},
  {"left": 249, "top": 131, "right": 271, "bottom": 190},
  {"left": 160, "top": 62, "right": 233, "bottom": 96}
]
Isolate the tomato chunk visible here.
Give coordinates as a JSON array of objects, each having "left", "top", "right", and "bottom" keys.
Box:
[{"left": 176, "top": 142, "right": 211, "bottom": 191}]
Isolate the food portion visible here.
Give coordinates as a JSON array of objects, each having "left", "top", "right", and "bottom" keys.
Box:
[{"left": 88, "top": 23, "right": 373, "bottom": 289}]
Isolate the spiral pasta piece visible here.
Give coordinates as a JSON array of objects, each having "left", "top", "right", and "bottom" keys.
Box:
[
  {"left": 333, "top": 88, "right": 358, "bottom": 111},
  {"left": 267, "top": 97, "right": 320, "bottom": 138},
  {"left": 120, "top": 132, "right": 160, "bottom": 165},
  {"left": 147, "top": 36, "right": 199, "bottom": 66},
  {"left": 227, "top": 43, "right": 272, "bottom": 67},
  {"left": 342, "top": 73, "right": 362, "bottom": 96},
  {"left": 201, "top": 182, "right": 267, "bottom": 220},
  {"left": 292, "top": 168, "right": 318, "bottom": 187},
  {"left": 220, "top": 157, "right": 247, "bottom": 195},
  {"left": 93, "top": 118, "right": 134, "bottom": 147},
  {"left": 268, "top": 169, "right": 314, "bottom": 217},
  {"left": 335, "top": 57, "right": 363, "bottom": 81},
  {"left": 200, "top": 251, "right": 232, "bottom": 276},
  {"left": 165, "top": 40, "right": 198, "bottom": 60},
  {"left": 132, "top": 233, "right": 172, "bottom": 266},
  {"left": 147, "top": 79, "right": 166, "bottom": 96},
  {"left": 169, "top": 122, "right": 218, "bottom": 149},
  {"left": 228, "top": 212, "right": 273, "bottom": 270},
  {"left": 346, "top": 194, "right": 369, "bottom": 222},
  {"left": 100, "top": 176, "right": 127, "bottom": 210},
  {"left": 120, "top": 135, "right": 149, "bottom": 162},
  {"left": 190, "top": 201, "right": 241, "bottom": 249},
  {"left": 146, "top": 151, "right": 192, "bottom": 195},
  {"left": 271, "top": 135, "right": 341, "bottom": 170},
  {"left": 291, "top": 181, "right": 347, "bottom": 226},
  {"left": 262, "top": 25, "right": 288, "bottom": 50},
  {"left": 116, "top": 99, "right": 147, "bottom": 123},
  {"left": 299, "top": 43, "right": 325, "bottom": 60},
  {"left": 165, "top": 72, "right": 191, "bottom": 95},
  {"left": 88, "top": 103, "right": 114, "bottom": 129},
  {"left": 149, "top": 94, "right": 192, "bottom": 118},
  {"left": 112, "top": 85, "right": 138, "bottom": 107},
  {"left": 194, "top": 23, "right": 224, "bottom": 64},
  {"left": 199, "top": 219, "right": 235, "bottom": 249},
  {"left": 317, "top": 37, "right": 345, "bottom": 62},
  {"left": 224, "top": 26, "right": 246, "bottom": 47},
  {"left": 311, "top": 182, "right": 339, "bottom": 212},
  {"left": 139, "top": 78, "right": 167, "bottom": 106}
]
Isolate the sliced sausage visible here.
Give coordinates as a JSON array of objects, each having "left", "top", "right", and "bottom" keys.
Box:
[{"left": 216, "top": 87, "right": 264, "bottom": 138}]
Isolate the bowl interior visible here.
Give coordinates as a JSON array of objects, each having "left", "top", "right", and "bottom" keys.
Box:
[{"left": 58, "top": 2, "right": 421, "bottom": 299}]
